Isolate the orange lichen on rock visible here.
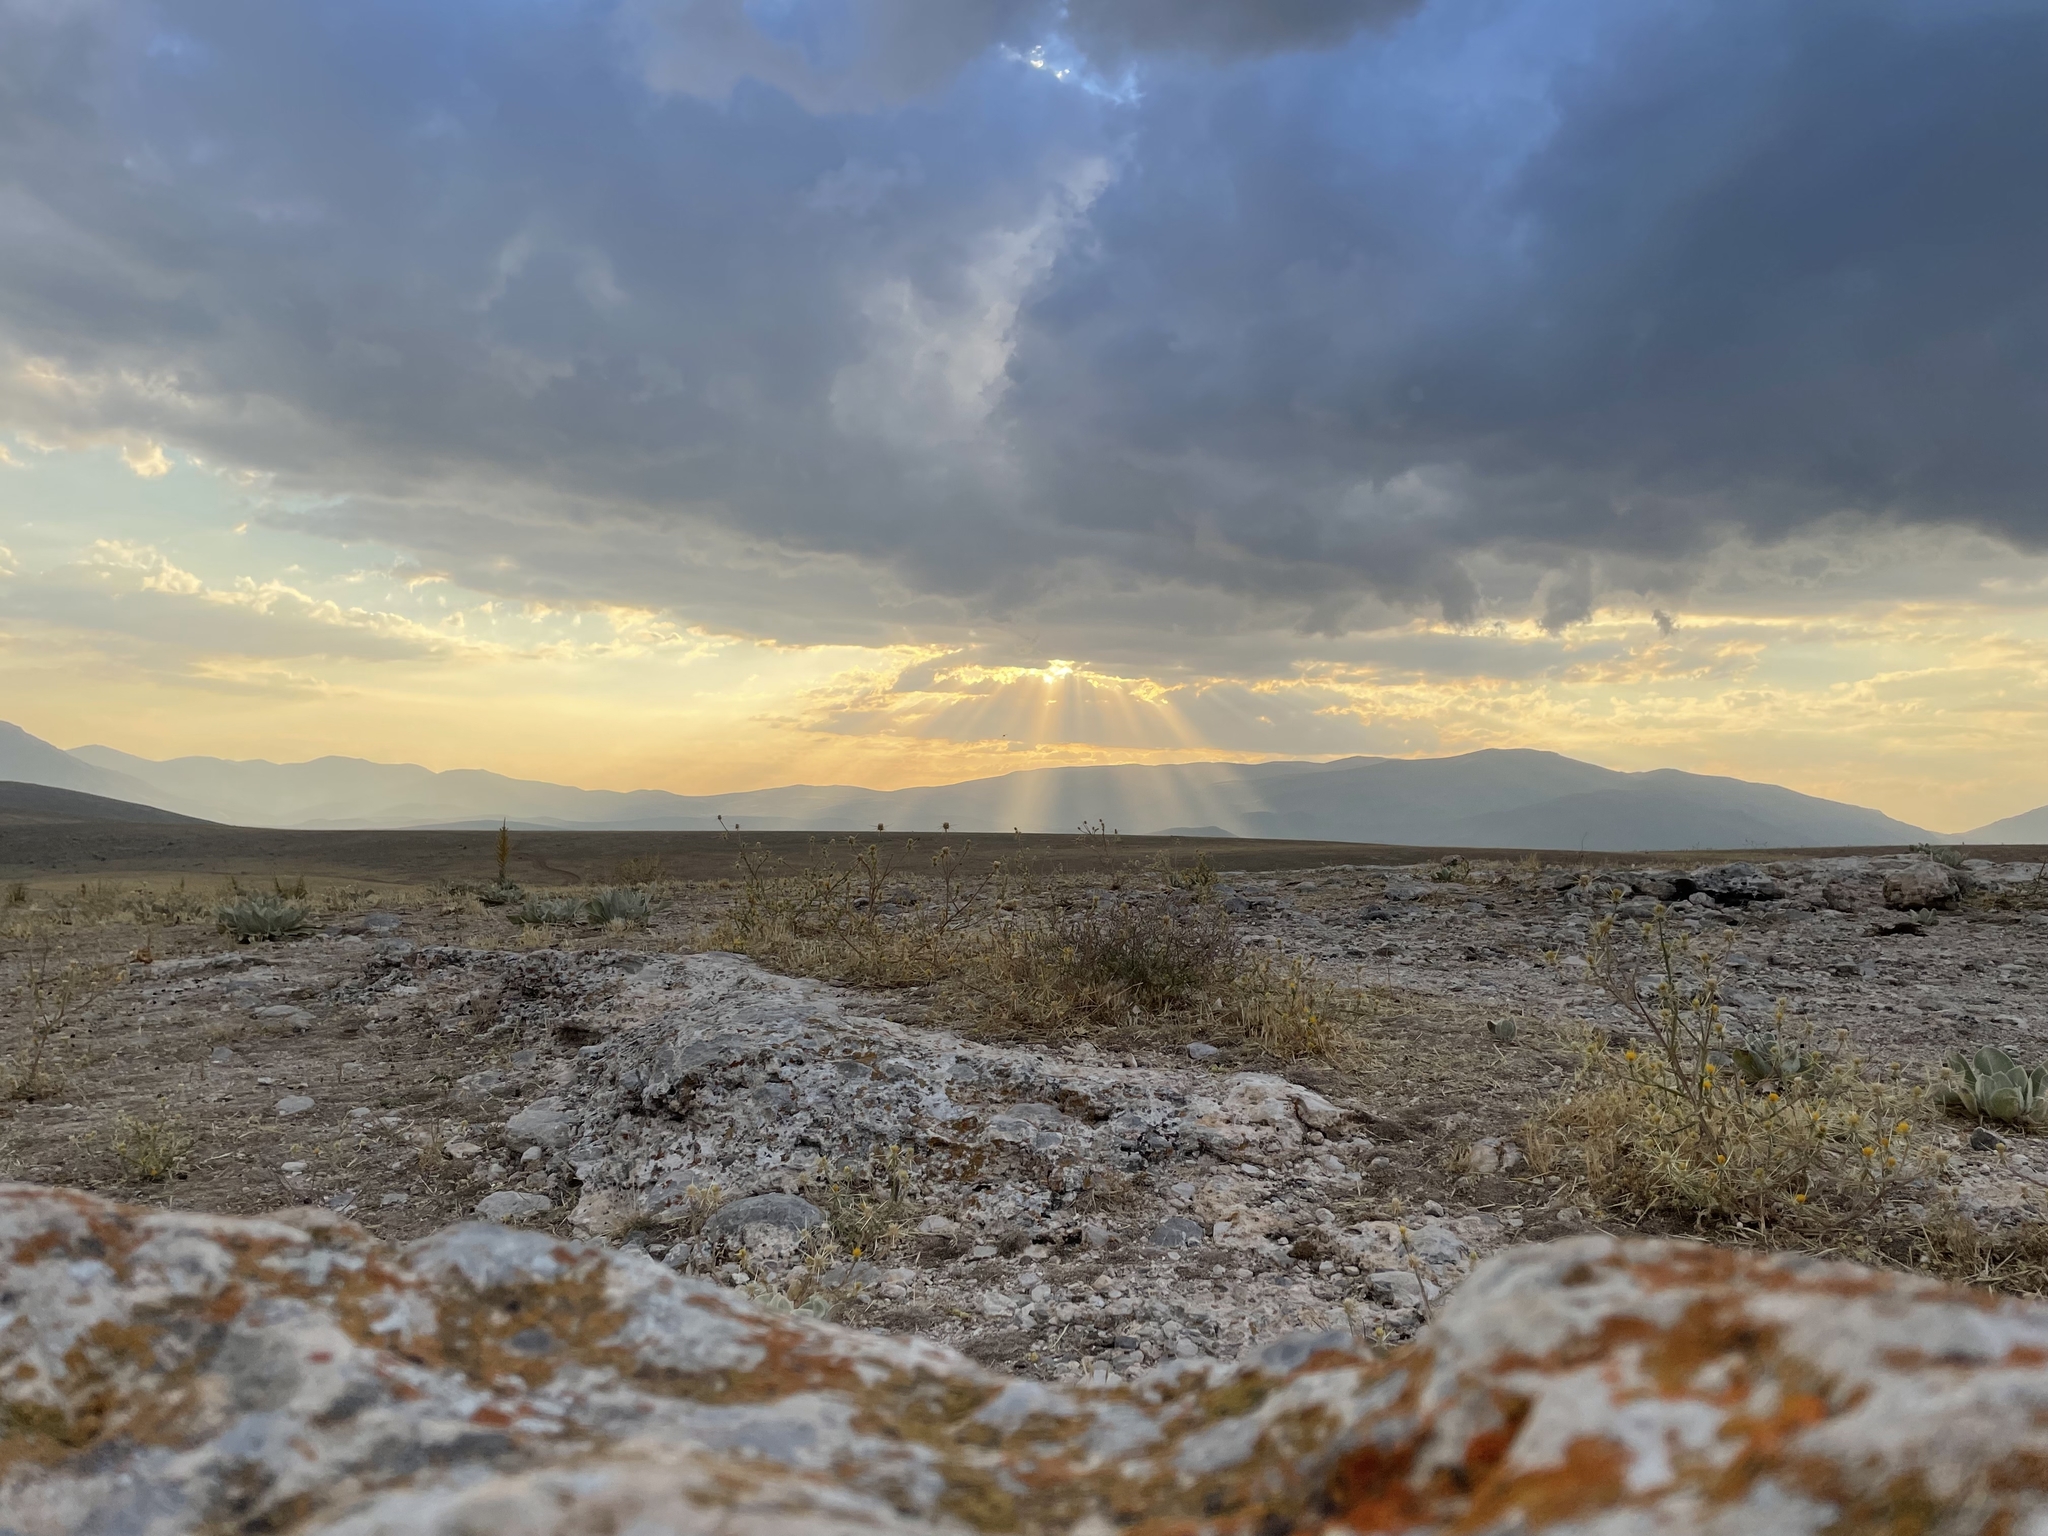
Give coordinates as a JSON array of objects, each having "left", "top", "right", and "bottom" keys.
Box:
[{"left": 8, "top": 1185, "right": 2048, "bottom": 1533}]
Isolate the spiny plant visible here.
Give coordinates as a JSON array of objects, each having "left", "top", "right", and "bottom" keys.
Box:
[
  {"left": 216, "top": 893, "right": 310, "bottom": 941},
  {"left": 496, "top": 818, "right": 511, "bottom": 883},
  {"left": 1940, "top": 1047, "right": 2048, "bottom": 1127}
]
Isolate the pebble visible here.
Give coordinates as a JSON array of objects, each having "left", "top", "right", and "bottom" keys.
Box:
[{"left": 274, "top": 1095, "right": 315, "bottom": 1116}]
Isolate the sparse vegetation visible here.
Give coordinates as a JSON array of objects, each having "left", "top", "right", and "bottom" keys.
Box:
[
  {"left": 110, "top": 1112, "right": 195, "bottom": 1181},
  {"left": 511, "top": 894, "right": 585, "bottom": 927},
  {"left": 586, "top": 886, "right": 652, "bottom": 928},
  {"left": 4, "top": 917, "right": 119, "bottom": 1100},
  {"left": 801, "top": 1142, "right": 917, "bottom": 1258},
  {"left": 216, "top": 892, "right": 310, "bottom": 941},
  {"left": 714, "top": 834, "right": 1355, "bottom": 1057},
  {"left": 1939, "top": 1046, "right": 2048, "bottom": 1127},
  {"left": 125, "top": 882, "right": 209, "bottom": 926},
  {"left": 1529, "top": 904, "right": 1926, "bottom": 1230}
]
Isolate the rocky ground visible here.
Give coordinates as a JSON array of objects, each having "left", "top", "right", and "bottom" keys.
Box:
[
  {"left": 6, "top": 847, "right": 2047, "bottom": 1390},
  {"left": 10, "top": 1183, "right": 2048, "bottom": 1534}
]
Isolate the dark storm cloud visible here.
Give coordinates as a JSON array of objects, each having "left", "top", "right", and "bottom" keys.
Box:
[
  {"left": 1063, "top": 0, "right": 1420, "bottom": 64},
  {"left": 0, "top": 0, "right": 2040, "bottom": 641}
]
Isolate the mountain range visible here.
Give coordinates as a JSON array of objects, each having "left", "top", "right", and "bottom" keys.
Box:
[{"left": 2, "top": 719, "right": 2036, "bottom": 849}]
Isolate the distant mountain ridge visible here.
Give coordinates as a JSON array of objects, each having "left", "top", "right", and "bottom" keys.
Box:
[{"left": 0, "top": 718, "right": 2021, "bottom": 849}]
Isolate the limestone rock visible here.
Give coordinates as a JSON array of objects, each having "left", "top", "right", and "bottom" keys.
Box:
[
  {"left": 11, "top": 1186, "right": 2048, "bottom": 1534},
  {"left": 1886, "top": 860, "right": 1961, "bottom": 910},
  {"left": 474, "top": 1190, "right": 552, "bottom": 1221},
  {"left": 503, "top": 1096, "right": 579, "bottom": 1150},
  {"left": 701, "top": 1192, "right": 827, "bottom": 1256}
]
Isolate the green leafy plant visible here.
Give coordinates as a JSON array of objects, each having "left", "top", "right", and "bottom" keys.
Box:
[
  {"left": 1939, "top": 1047, "right": 2048, "bottom": 1127},
  {"left": 511, "top": 895, "right": 585, "bottom": 927},
  {"left": 216, "top": 893, "right": 310, "bottom": 941},
  {"left": 1724, "top": 1028, "right": 1820, "bottom": 1084},
  {"left": 586, "top": 886, "right": 652, "bottom": 928}
]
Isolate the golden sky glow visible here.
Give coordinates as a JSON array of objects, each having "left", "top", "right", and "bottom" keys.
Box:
[{"left": 4, "top": 442, "right": 2045, "bottom": 833}]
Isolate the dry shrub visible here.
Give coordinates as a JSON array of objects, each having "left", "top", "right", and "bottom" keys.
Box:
[
  {"left": 800, "top": 1143, "right": 917, "bottom": 1258},
  {"left": 1528, "top": 906, "right": 1930, "bottom": 1231},
  {"left": 4, "top": 919, "right": 119, "bottom": 1100},
  {"left": 111, "top": 1112, "right": 195, "bottom": 1181},
  {"left": 714, "top": 836, "right": 1356, "bottom": 1059},
  {"left": 126, "top": 882, "right": 209, "bottom": 926}
]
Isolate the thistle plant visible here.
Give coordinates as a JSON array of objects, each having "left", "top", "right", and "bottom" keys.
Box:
[{"left": 1533, "top": 902, "right": 1923, "bottom": 1226}]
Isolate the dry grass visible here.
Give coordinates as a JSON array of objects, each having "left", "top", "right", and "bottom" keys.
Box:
[
  {"left": 711, "top": 835, "right": 1356, "bottom": 1059},
  {"left": 1527, "top": 905, "right": 1930, "bottom": 1230},
  {"left": 110, "top": 1112, "right": 196, "bottom": 1181},
  {"left": 3, "top": 915, "right": 120, "bottom": 1100},
  {"left": 1522, "top": 900, "right": 2048, "bottom": 1296}
]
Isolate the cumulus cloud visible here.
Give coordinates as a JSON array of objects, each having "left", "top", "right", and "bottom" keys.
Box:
[{"left": 0, "top": 0, "right": 2038, "bottom": 666}]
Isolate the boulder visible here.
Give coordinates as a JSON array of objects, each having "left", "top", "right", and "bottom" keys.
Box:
[
  {"left": 1886, "top": 861, "right": 1961, "bottom": 911},
  {"left": 11, "top": 1186, "right": 2048, "bottom": 1533}
]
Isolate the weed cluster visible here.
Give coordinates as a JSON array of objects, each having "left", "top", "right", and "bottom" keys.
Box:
[
  {"left": 1529, "top": 905, "right": 1927, "bottom": 1231},
  {"left": 3, "top": 917, "right": 119, "bottom": 1099},
  {"left": 800, "top": 1142, "right": 918, "bottom": 1258},
  {"left": 111, "top": 1112, "right": 194, "bottom": 1181},
  {"left": 714, "top": 835, "right": 1352, "bottom": 1058}
]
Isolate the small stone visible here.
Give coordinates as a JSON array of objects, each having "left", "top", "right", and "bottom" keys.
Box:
[
  {"left": 274, "top": 1095, "right": 315, "bottom": 1117},
  {"left": 1368, "top": 1270, "right": 1424, "bottom": 1306},
  {"left": 504, "top": 1098, "right": 579, "bottom": 1151},
  {"left": 281, "top": 1161, "right": 307, "bottom": 1174},
  {"left": 474, "top": 1191, "right": 552, "bottom": 1221},
  {"left": 1971, "top": 1127, "right": 2009, "bottom": 1151},
  {"left": 379, "top": 1192, "right": 409, "bottom": 1207},
  {"left": 970, "top": 1243, "right": 999, "bottom": 1258},
  {"left": 1423, "top": 1199, "right": 1446, "bottom": 1217},
  {"left": 348, "top": 1107, "right": 375, "bottom": 1119},
  {"left": 1081, "top": 1221, "right": 1114, "bottom": 1250},
  {"left": 520, "top": 1145, "right": 543, "bottom": 1164},
  {"left": 444, "top": 1141, "right": 482, "bottom": 1160},
  {"left": 701, "top": 1194, "right": 827, "bottom": 1251},
  {"left": 208, "top": 1046, "right": 241, "bottom": 1066},
  {"left": 916, "top": 1214, "right": 959, "bottom": 1236},
  {"left": 1148, "top": 1215, "right": 1206, "bottom": 1249},
  {"left": 1187, "top": 1043, "right": 1220, "bottom": 1061}
]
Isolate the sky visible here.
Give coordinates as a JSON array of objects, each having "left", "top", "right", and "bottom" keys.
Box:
[{"left": 0, "top": 0, "right": 2044, "bottom": 831}]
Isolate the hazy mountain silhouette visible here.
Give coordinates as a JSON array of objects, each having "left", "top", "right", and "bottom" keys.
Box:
[{"left": 0, "top": 720, "right": 1954, "bottom": 850}]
